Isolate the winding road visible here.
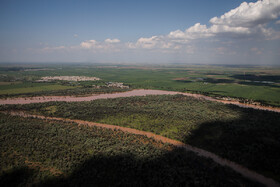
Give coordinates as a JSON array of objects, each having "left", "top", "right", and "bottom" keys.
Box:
[{"left": 3, "top": 111, "right": 280, "bottom": 187}]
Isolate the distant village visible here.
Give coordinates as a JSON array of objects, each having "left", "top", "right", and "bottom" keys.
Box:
[
  {"left": 105, "top": 82, "right": 129, "bottom": 89},
  {"left": 39, "top": 76, "right": 100, "bottom": 82},
  {"left": 36, "top": 76, "right": 129, "bottom": 89}
]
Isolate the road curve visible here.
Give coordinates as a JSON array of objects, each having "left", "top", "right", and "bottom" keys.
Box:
[
  {"left": 4, "top": 111, "right": 280, "bottom": 187},
  {"left": 0, "top": 89, "right": 280, "bottom": 113}
]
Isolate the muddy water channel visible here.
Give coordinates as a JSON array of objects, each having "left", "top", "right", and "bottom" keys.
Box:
[{"left": 0, "top": 89, "right": 280, "bottom": 113}]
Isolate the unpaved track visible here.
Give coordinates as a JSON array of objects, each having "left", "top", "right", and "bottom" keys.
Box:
[
  {"left": 1, "top": 89, "right": 280, "bottom": 113},
  {"left": 4, "top": 111, "right": 280, "bottom": 187}
]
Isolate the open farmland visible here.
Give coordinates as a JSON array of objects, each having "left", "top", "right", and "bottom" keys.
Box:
[
  {"left": 0, "top": 82, "right": 76, "bottom": 95},
  {"left": 0, "top": 64, "right": 279, "bottom": 106},
  {"left": 0, "top": 66, "right": 131, "bottom": 98}
]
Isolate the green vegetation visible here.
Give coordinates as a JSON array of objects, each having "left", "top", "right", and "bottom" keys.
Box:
[
  {"left": 0, "top": 86, "right": 130, "bottom": 98},
  {"left": 5, "top": 95, "right": 279, "bottom": 181},
  {"left": 0, "top": 79, "right": 130, "bottom": 98},
  {"left": 0, "top": 81, "right": 22, "bottom": 85},
  {"left": 0, "top": 82, "right": 75, "bottom": 95},
  {"left": 1, "top": 63, "right": 280, "bottom": 106},
  {"left": 0, "top": 113, "right": 259, "bottom": 186},
  {"left": 1, "top": 63, "right": 279, "bottom": 185},
  {"left": 0, "top": 66, "right": 131, "bottom": 98}
]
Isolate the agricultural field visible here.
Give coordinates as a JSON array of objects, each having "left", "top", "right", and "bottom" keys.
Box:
[
  {"left": 0, "top": 82, "right": 76, "bottom": 95},
  {"left": 0, "top": 65, "right": 131, "bottom": 98},
  {"left": 4, "top": 94, "right": 279, "bottom": 182},
  {"left": 0, "top": 113, "right": 259, "bottom": 186},
  {"left": 0, "top": 64, "right": 280, "bottom": 106}
]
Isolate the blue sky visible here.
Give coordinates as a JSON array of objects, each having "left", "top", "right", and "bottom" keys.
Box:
[{"left": 0, "top": 0, "right": 280, "bottom": 64}]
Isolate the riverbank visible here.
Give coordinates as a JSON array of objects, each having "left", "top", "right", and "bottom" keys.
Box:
[{"left": 1, "top": 89, "right": 280, "bottom": 113}]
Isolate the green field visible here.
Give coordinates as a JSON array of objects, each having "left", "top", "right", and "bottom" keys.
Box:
[
  {"left": 0, "top": 64, "right": 280, "bottom": 106},
  {"left": 5, "top": 94, "right": 279, "bottom": 181},
  {"left": 0, "top": 113, "right": 259, "bottom": 186},
  {"left": 0, "top": 83, "right": 130, "bottom": 98},
  {"left": 0, "top": 82, "right": 76, "bottom": 95}
]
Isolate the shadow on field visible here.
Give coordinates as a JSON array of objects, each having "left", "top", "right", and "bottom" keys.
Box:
[
  {"left": 0, "top": 149, "right": 259, "bottom": 186},
  {"left": 184, "top": 105, "right": 280, "bottom": 181},
  {"left": 231, "top": 74, "right": 280, "bottom": 82},
  {"left": 204, "top": 78, "right": 235, "bottom": 84},
  {"left": 237, "top": 81, "right": 280, "bottom": 88},
  {"left": 174, "top": 80, "right": 193, "bottom": 83},
  {"left": 0, "top": 167, "right": 35, "bottom": 187},
  {"left": 37, "top": 149, "right": 258, "bottom": 186},
  {"left": 1, "top": 103, "right": 280, "bottom": 186},
  {"left": 229, "top": 74, "right": 280, "bottom": 88}
]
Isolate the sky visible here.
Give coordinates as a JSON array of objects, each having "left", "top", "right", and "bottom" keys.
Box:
[{"left": 0, "top": 0, "right": 280, "bottom": 65}]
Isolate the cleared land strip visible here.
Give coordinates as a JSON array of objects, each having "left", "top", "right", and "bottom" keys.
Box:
[
  {"left": 1, "top": 89, "right": 280, "bottom": 113},
  {"left": 3, "top": 111, "right": 280, "bottom": 187}
]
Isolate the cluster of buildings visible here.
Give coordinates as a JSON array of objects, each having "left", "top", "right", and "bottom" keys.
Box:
[
  {"left": 36, "top": 76, "right": 129, "bottom": 89},
  {"left": 38, "top": 76, "right": 100, "bottom": 82},
  {"left": 106, "top": 82, "right": 129, "bottom": 89}
]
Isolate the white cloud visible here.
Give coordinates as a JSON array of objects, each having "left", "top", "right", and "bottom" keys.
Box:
[
  {"left": 105, "top": 38, "right": 120, "bottom": 43},
  {"left": 135, "top": 36, "right": 159, "bottom": 49},
  {"left": 168, "top": 23, "right": 213, "bottom": 40},
  {"left": 38, "top": 0, "right": 280, "bottom": 56},
  {"left": 80, "top": 40, "right": 99, "bottom": 49},
  {"left": 78, "top": 39, "right": 123, "bottom": 52},
  {"left": 131, "top": 36, "right": 183, "bottom": 50},
  {"left": 80, "top": 39, "right": 121, "bottom": 50},
  {"left": 210, "top": 0, "right": 280, "bottom": 28},
  {"left": 186, "top": 23, "right": 214, "bottom": 39},
  {"left": 168, "top": 30, "right": 186, "bottom": 39},
  {"left": 209, "top": 25, "right": 251, "bottom": 35},
  {"left": 167, "top": 0, "right": 280, "bottom": 42},
  {"left": 153, "top": 0, "right": 280, "bottom": 49}
]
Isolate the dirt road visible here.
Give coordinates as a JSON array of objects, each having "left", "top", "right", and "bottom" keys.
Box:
[{"left": 4, "top": 111, "right": 280, "bottom": 187}]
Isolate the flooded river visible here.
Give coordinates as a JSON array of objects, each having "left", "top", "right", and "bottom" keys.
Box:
[{"left": 0, "top": 89, "right": 279, "bottom": 113}]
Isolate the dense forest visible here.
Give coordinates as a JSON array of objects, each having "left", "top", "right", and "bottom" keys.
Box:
[
  {"left": 0, "top": 113, "right": 260, "bottom": 186},
  {"left": 3, "top": 94, "right": 279, "bottom": 182}
]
